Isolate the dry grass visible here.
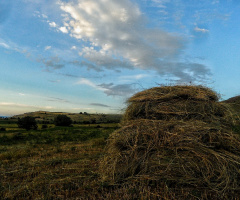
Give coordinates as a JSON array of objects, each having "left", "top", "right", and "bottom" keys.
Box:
[
  {"left": 2, "top": 86, "right": 240, "bottom": 199},
  {"left": 0, "top": 142, "right": 104, "bottom": 199},
  {"left": 123, "top": 85, "right": 234, "bottom": 126},
  {"left": 100, "top": 85, "right": 240, "bottom": 199},
  {"left": 128, "top": 85, "right": 219, "bottom": 102}
]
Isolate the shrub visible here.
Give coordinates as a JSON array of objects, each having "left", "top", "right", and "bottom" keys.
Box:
[
  {"left": 0, "top": 127, "right": 6, "bottom": 131},
  {"left": 17, "top": 116, "right": 38, "bottom": 130},
  {"left": 42, "top": 124, "right": 48, "bottom": 129},
  {"left": 54, "top": 115, "right": 72, "bottom": 126}
]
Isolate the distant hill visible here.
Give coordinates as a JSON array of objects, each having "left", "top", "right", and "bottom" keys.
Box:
[
  {"left": 222, "top": 95, "right": 240, "bottom": 124},
  {"left": 11, "top": 111, "right": 122, "bottom": 124},
  {"left": 223, "top": 95, "right": 240, "bottom": 104}
]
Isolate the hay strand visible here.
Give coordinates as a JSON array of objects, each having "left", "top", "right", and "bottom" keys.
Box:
[{"left": 100, "top": 85, "right": 240, "bottom": 199}]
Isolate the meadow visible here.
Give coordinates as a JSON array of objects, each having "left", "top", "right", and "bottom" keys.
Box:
[
  {"left": 0, "top": 117, "right": 123, "bottom": 200},
  {"left": 0, "top": 94, "right": 240, "bottom": 200}
]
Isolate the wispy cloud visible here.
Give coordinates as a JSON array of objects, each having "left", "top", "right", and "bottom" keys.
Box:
[
  {"left": 59, "top": 26, "right": 68, "bottom": 34},
  {"left": 90, "top": 103, "right": 110, "bottom": 108},
  {"left": 58, "top": 73, "right": 79, "bottom": 78},
  {"left": 54, "top": 0, "right": 212, "bottom": 83},
  {"left": 47, "top": 97, "right": 70, "bottom": 103},
  {"left": 44, "top": 46, "right": 52, "bottom": 50},
  {"left": 76, "top": 78, "right": 139, "bottom": 97},
  {"left": 194, "top": 26, "right": 209, "bottom": 33},
  {"left": 0, "top": 42, "right": 10, "bottom": 49},
  {"left": 38, "top": 56, "right": 65, "bottom": 70},
  {"left": 49, "top": 21, "right": 57, "bottom": 27},
  {"left": 76, "top": 78, "right": 107, "bottom": 91},
  {"left": 0, "top": 102, "right": 53, "bottom": 110},
  {"left": 149, "top": 0, "right": 170, "bottom": 8},
  {"left": 120, "top": 74, "right": 150, "bottom": 81},
  {"left": 98, "top": 83, "right": 139, "bottom": 97}
]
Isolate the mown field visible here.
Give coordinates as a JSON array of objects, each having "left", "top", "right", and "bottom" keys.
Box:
[
  {"left": 0, "top": 104, "right": 240, "bottom": 199},
  {"left": 0, "top": 119, "right": 125, "bottom": 200}
]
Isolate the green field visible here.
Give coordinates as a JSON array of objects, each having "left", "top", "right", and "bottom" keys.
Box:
[{"left": 0, "top": 118, "right": 124, "bottom": 199}]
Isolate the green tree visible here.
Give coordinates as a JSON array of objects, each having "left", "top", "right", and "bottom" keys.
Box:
[
  {"left": 17, "top": 116, "right": 38, "bottom": 130},
  {"left": 54, "top": 115, "right": 72, "bottom": 126}
]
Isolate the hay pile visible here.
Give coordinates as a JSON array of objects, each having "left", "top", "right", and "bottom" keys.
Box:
[
  {"left": 123, "top": 86, "right": 234, "bottom": 126},
  {"left": 101, "top": 86, "right": 240, "bottom": 199}
]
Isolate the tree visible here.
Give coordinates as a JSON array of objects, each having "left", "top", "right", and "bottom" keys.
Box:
[
  {"left": 17, "top": 116, "right": 38, "bottom": 130},
  {"left": 54, "top": 115, "right": 72, "bottom": 126}
]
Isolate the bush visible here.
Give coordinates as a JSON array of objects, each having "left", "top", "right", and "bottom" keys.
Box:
[
  {"left": 17, "top": 116, "right": 38, "bottom": 130},
  {"left": 42, "top": 124, "right": 48, "bottom": 129},
  {"left": 54, "top": 115, "right": 72, "bottom": 126},
  {"left": 0, "top": 127, "right": 6, "bottom": 131}
]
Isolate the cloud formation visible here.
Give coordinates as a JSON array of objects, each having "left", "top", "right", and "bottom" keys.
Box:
[
  {"left": 76, "top": 78, "right": 139, "bottom": 97},
  {"left": 49, "top": 21, "right": 57, "bottom": 27},
  {"left": 120, "top": 74, "right": 150, "bottom": 82},
  {"left": 47, "top": 97, "right": 70, "bottom": 103},
  {"left": 90, "top": 103, "right": 110, "bottom": 108},
  {"left": 44, "top": 46, "right": 52, "bottom": 50},
  {"left": 194, "top": 26, "right": 209, "bottom": 33},
  {"left": 57, "top": 0, "right": 210, "bottom": 83},
  {"left": 76, "top": 78, "right": 107, "bottom": 91},
  {"left": 98, "top": 83, "right": 139, "bottom": 97},
  {"left": 38, "top": 56, "right": 65, "bottom": 70},
  {"left": 59, "top": 26, "right": 68, "bottom": 33},
  {"left": 0, "top": 42, "right": 10, "bottom": 49}
]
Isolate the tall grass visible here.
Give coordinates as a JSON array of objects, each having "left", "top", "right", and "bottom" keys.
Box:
[{"left": 0, "top": 123, "right": 122, "bottom": 199}]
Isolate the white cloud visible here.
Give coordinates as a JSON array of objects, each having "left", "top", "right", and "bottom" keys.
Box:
[
  {"left": 58, "top": 1, "right": 180, "bottom": 65},
  {"left": 76, "top": 78, "right": 107, "bottom": 92},
  {"left": 71, "top": 45, "right": 77, "bottom": 50},
  {"left": 120, "top": 74, "right": 150, "bottom": 81},
  {"left": 42, "top": 14, "right": 48, "bottom": 18},
  {"left": 49, "top": 21, "right": 57, "bottom": 27},
  {"left": 76, "top": 78, "right": 139, "bottom": 97},
  {"left": 55, "top": 0, "right": 211, "bottom": 83},
  {"left": 0, "top": 42, "right": 10, "bottom": 49},
  {"left": 194, "top": 26, "right": 209, "bottom": 33},
  {"left": 150, "top": 0, "right": 170, "bottom": 8},
  {"left": 59, "top": 26, "right": 68, "bottom": 33},
  {"left": 44, "top": 46, "right": 52, "bottom": 50},
  {"left": 80, "top": 46, "right": 133, "bottom": 70},
  {"left": 0, "top": 38, "right": 32, "bottom": 57}
]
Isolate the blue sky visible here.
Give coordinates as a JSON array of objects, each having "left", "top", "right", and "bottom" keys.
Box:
[{"left": 0, "top": 0, "right": 239, "bottom": 116}]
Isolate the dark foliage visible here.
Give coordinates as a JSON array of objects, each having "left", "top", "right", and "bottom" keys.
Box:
[
  {"left": 17, "top": 116, "right": 38, "bottom": 130},
  {"left": 42, "top": 124, "right": 48, "bottom": 129},
  {"left": 54, "top": 115, "right": 72, "bottom": 126}
]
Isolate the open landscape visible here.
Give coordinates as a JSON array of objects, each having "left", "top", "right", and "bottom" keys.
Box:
[
  {"left": 0, "top": 112, "right": 122, "bottom": 199},
  {"left": 0, "top": 88, "right": 240, "bottom": 200},
  {"left": 1, "top": 1, "right": 240, "bottom": 199}
]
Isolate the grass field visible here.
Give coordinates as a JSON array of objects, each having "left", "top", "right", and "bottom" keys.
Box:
[
  {"left": 0, "top": 119, "right": 124, "bottom": 199},
  {"left": 1, "top": 109, "right": 240, "bottom": 199}
]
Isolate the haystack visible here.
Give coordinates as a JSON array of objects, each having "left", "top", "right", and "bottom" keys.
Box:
[
  {"left": 100, "top": 85, "right": 240, "bottom": 199},
  {"left": 123, "top": 85, "right": 234, "bottom": 126}
]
